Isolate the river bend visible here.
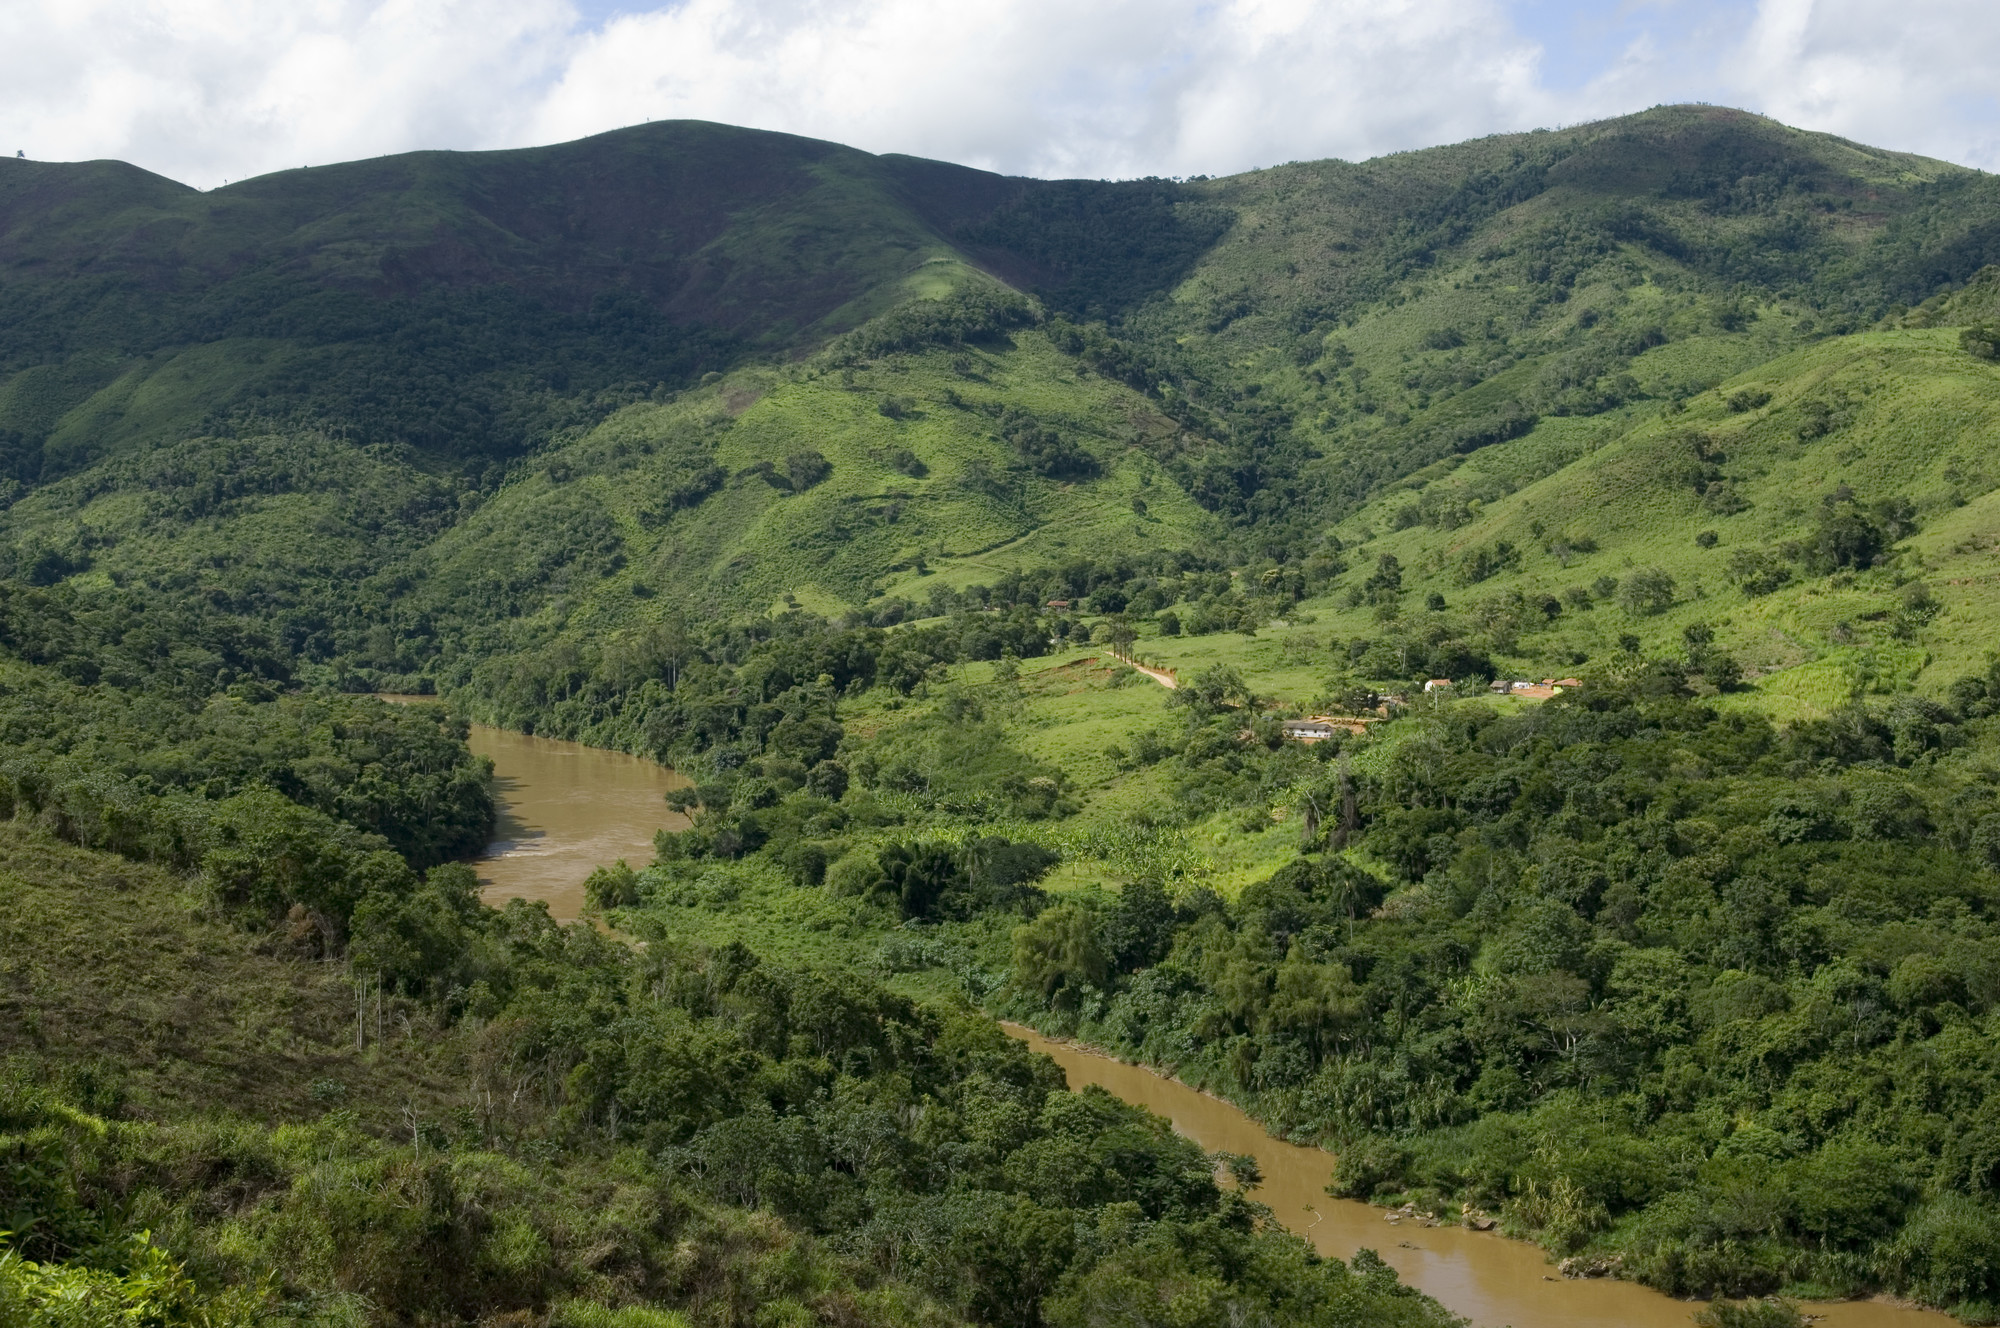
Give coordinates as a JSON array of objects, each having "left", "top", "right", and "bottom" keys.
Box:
[{"left": 467, "top": 722, "right": 1951, "bottom": 1328}]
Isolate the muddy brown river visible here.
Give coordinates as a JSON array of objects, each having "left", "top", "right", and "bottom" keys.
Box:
[
  {"left": 1005, "top": 1028, "right": 1952, "bottom": 1328},
  {"left": 467, "top": 724, "right": 689, "bottom": 918},
  {"left": 376, "top": 701, "right": 688, "bottom": 919},
  {"left": 459, "top": 719, "right": 1951, "bottom": 1328}
]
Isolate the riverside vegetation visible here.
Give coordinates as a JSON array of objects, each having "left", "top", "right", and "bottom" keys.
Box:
[{"left": 5, "top": 103, "right": 2000, "bottom": 1325}]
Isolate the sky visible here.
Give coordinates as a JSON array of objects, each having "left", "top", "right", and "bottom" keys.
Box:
[{"left": 2, "top": 0, "right": 1996, "bottom": 189}]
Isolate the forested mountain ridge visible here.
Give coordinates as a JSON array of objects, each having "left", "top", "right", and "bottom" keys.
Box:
[
  {"left": 4, "top": 105, "right": 1998, "bottom": 709},
  {"left": 0, "top": 119, "right": 1003, "bottom": 345},
  {"left": 0, "top": 115, "right": 1221, "bottom": 480},
  {"left": 0, "top": 121, "right": 979, "bottom": 479},
  {"left": 6, "top": 104, "right": 1987, "bottom": 486}
]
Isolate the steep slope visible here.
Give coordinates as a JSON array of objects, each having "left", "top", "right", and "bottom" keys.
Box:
[
  {"left": 0, "top": 119, "right": 1013, "bottom": 346},
  {"left": 926, "top": 107, "right": 1989, "bottom": 552},
  {"left": 1, "top": 106, "right": 1996, "bottom": 707},
  {"left": 1271, "top": 317, "right": 2000, "bottom": 708},
  {"left": 0, "top": 120, "right": 1034, "bottom": 482},
  {"left": 418, "top": 321, "right": 1217, "bottom": 631},
  {"left": 0, "top": 285, "right": 1218, "bottom": 691},
  {"left": 1068, "top": 267, "right": 2000, "bottom": 721}
]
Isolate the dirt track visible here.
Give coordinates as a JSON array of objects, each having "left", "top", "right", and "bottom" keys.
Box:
[{"left": 1109, "top": 650, "right": 1177, "bottom": 689}]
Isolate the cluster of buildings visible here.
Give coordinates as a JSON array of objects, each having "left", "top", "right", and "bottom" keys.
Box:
[
  {"left": 1280, "top": 716, "right": 1375, "bottom": 742},
  {"left": 1486, "top": 677, "right": 1583, "bottom": 700},
  {"left": 1279, "top": 676, "right": 1584, "bottom": 741}
]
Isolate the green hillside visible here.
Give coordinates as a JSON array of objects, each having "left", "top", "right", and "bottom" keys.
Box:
[
  {"left": 1294, "top": 317, "right": 2000, "bottom": 704},
  {"left": 10, "top": 102, "right": 2000, "bottom": 1327},
  {"left": 7, "top": 814, "right": 1456, "bottom": 1328},
  {"left": 6, "top": 103, "right": 1998, "bottom": 693},
  {"left": 1140, "top": 107, "right": 1994, "bottom": 527}
]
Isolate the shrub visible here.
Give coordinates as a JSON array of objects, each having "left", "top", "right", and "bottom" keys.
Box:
[
  {"left": 1703, "top": 483, "right": 1751, "bottom": 514},
  {"left": 1457, "top": 542, "right": 1520, "bottom": 585},
  {"left": 1693, "top": 1301, "right": 1803, "bottom": 1328},
  {"left": 583, "top": 860, "right": 641, "bottom": 909},
  {"left": 881, "top": 446, "right": 927, "bottom": 477},
  {"left": 1880, "top": 1195, "right": 2000, "bottom": 1309},
  {"left": 1727, "top": 548, "right": 1794, "bottom": 596},
  {"left": 1010, "top": 904, "right": 1107, "bottom": 1010},
  {"left": 780, "top": 841, "right": 829, "bottom": 887},
  {"left": 1620, "top": 567, "right": 1677, "bottom": 616},
  {"left": 805, "top": 760, "right": 849, "bottom": 800},
  {"left": 824, "top": 851, "right": 884, "bottom": 897},
  {"left": 1328, "top": 1135, "right": 1413, "bottom": 1199},
  {"left": 0, "top": 1237, "right": 261, "bottom": 1328},
  {"left": 552, "top": 1303, "right": 691, "bottom": 1328},
  {"left": 878, "top": 840, "right": 961, "bottom": 919},
  {"left": 783, "top": 450, "right": 832, "bottom": 490}
]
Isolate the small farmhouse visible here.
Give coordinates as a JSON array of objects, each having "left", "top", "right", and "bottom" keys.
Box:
[
  {"left": 1491, "top": 680, "right": 1565, "bottom": 700},
  {"left": 1282, "top": 715, "right": 1376, "bottom": 742}
]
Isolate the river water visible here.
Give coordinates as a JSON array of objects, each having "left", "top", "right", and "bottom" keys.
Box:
[
  {"left": 1005, "top": 1027, "right": 1951, "bottom": 1328},
  {"left": 456, "top": 719, "right": 1951, "bottom": 1328},
  {"left": 375, "top": 699, "right": 688, "bottom": 920},
  {"left": 465, "top": 724, "right": 689, "bottom": 919}
]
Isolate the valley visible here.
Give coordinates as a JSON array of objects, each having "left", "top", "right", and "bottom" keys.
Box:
[
  {"left": 5, "top": 102, "right": 2000, "bottom": 1328},
  {"left": 457, "top": 721, "right": 1965, "bottom": 1327}
]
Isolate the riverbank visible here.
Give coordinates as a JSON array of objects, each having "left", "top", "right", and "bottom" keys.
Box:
[
  {"left": 459, "top": 721, "right": 1966, "bottom": 1328},
  {"left": 376, "top": 697, "right": 688, "bottom": 921},
  {"left": 1004, "top": 1024, "right": 1957, "bottom": 1328}
]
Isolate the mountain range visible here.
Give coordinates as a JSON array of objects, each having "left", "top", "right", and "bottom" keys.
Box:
[{"left": 2, "top": 103, "right": 1996, "bottom": 710}]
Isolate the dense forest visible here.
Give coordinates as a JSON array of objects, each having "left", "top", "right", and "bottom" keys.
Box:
[
  {"left": 6, "top": 852, "right": 1455, "bottom": 1328},
  {"left": 7, "top": 103, "right": 2000, "bottom": 1328},
  {"left": 1008, "top": 661, "right": 2000, "bottom": 1307},
  {"left": 500, "top": 589, "right": 2000, "bottom": 1314}
]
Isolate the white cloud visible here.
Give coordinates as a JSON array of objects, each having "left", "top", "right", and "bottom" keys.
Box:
[
  {"left": 530, "top": 0, "right": 1547, "bottom": 178},
  {"left": 1727, "top": 0, "right": 2000, "bottom": 170},
  {"left": 0, "top": 0, "right": 1993, "bottom": 189},
  {"left": 0, "top": 0, "right": 572, "bottom": 186}
]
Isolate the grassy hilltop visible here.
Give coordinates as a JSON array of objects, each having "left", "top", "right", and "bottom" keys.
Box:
[{"left": 7, "top": 104, "right": 2000, "bottom": 1326}]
